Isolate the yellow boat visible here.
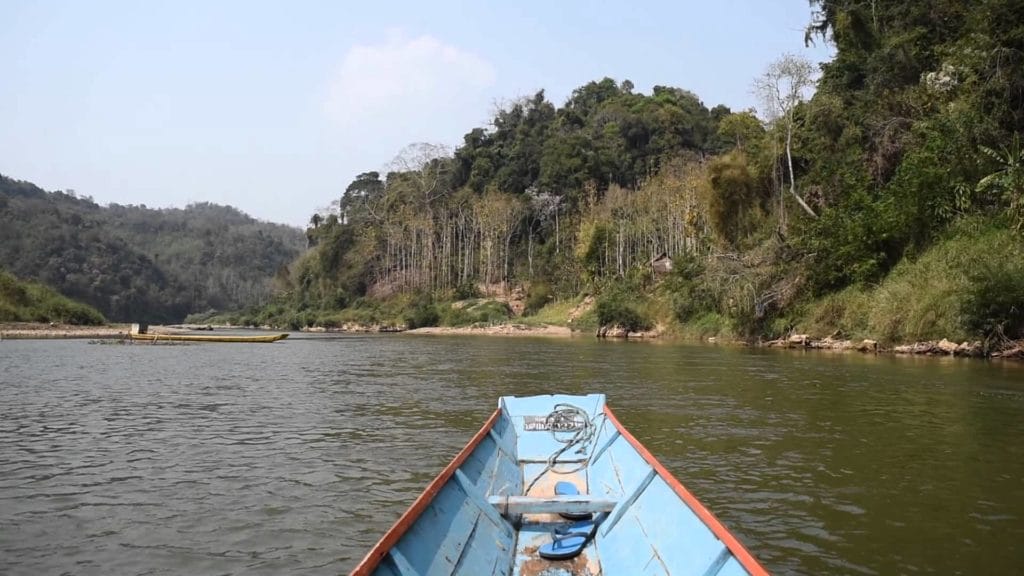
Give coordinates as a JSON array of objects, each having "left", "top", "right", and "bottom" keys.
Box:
[{"left": 128, "top": 332, "right": 289, "bottom": 343}]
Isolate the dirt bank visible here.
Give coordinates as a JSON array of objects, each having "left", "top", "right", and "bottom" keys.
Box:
[{"left": 406, "top": 323, "right": 573, "bottom": 337}]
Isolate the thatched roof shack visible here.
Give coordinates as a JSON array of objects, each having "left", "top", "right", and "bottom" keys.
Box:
[{"left": 651, "top": 253, "right": 673, "bottom": 275}]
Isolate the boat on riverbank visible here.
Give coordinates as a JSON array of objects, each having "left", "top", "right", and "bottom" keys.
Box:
[
  {"left": 128, "top": 332, "right": 288, "bottom": 343},
  {"left": 351, "top": 393, "right": 768, "bottom": 576}
]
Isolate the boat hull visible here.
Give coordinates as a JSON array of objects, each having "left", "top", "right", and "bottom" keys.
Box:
[
  {"left": 352, "top": 394, "right": 768, "bottom": 576},
  {"left": 128, "top": 332, "right": 288, "bottom": 343}
]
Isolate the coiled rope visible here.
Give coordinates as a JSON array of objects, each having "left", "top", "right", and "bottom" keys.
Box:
[{"left": 523, "top": 403, "right": 604, "bottom": 495}]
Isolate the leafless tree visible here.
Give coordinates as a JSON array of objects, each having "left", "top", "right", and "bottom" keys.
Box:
[{"left": 754, "top": 54, "right": 818, "bottom": 219}]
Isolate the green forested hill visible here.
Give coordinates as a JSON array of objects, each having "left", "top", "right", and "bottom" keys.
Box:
[
  {"left": 0, "top": 175, "right": 305, "bottom": 322},
  {"left": 257, "top": 0, "right": 1023, "bottom": 346}
]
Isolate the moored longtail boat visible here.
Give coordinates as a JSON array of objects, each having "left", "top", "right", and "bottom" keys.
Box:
[
  {"left": 352, "top": 394, "right": 769, "bottom": 576},
  {"left": 128, "top": 332, "right": 288, "bottom": 343}
]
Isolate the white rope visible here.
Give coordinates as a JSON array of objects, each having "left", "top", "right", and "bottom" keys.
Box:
[{"left": 523, "top": 403, "right": 604, "bottom": 496}]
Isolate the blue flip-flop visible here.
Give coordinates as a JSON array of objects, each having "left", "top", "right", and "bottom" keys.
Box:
[
  {"left": 554, "top": 481, "right": 592, "bottom": 520},
  {"left": 538, "top": 519, "right": 598, "bottom": 560}
]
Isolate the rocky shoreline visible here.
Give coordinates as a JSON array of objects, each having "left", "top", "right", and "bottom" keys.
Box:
[{"left": 763, "top": 333, "right": 1023, "bottom": 359}]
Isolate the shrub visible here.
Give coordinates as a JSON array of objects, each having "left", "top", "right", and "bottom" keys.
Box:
[
  {"left": 184, "top": 309, "right": 220, "bottom": 324},
  {"left": 453, "top": 282, "right": 481, "bottom": 300},
  {"left": 523, "top": 283, "right": 553, "bottom": 316},
  {"left": 595, "top": 289, "right": 651, "bottom": 332},
  {"left": 962, "top": 259, "right": 1024, "bottom": 342},
  {"left": 439, "top": 299, "right": 510, "bottom": 326},
  {"left": 404, "top": 301, "right": 440, "bottom": 329}
]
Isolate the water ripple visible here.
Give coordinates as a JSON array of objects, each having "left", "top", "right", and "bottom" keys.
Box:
[{"left": 2, "top": 336, "right": 1023, "bottom": 575}]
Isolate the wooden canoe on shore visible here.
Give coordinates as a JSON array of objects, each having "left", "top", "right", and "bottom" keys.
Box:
[
  {"left": 352, "top": 393, "right": 768, "bottom": 576},
  {"left": 128, "top": 332, "right": 288, "bottom": 343}
]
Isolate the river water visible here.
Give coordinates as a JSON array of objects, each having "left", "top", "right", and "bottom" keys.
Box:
[{"left": 1, "top": 334, "right": 1022, "bottom": 575}]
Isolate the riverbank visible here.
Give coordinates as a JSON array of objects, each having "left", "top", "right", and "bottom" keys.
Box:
[
  {"left": 6, "top": 320, "right": 1021, "bottom": 361},
  {"left": 408, "top": 321, "right": 1024, "bottom": 361},
  {"left": 761, "top": 333, "right": 1024, "bottom": 360},
  {"left": 0, "top": 323, "right": 267, "bottom": 340},
  {"left": 406, "top": 323, "right": 572, "bottom": 337},
  {"left": 0, "top": 322, "right": 130, "bottom": 339}
]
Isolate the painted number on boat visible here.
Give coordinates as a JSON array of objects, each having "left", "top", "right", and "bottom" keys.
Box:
[{"left": 524, "top": 415, "right": 586, "bottom": 432}]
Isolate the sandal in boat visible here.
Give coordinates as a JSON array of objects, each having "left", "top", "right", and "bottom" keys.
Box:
[{"left": 539, "top": 519, "right": 598, "bottom": 560}]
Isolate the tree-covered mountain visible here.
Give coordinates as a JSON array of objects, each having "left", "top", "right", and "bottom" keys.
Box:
[
  {"left": 0, "top": 175, "right": 305, "bottom": 323},
  {"left": 258, "top": 0, "right": 1023, "bottom": 346}
]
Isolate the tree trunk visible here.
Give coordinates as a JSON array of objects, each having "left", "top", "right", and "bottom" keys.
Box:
[{"left": 786, "top": 113, "right": 817, "bottom": 218}]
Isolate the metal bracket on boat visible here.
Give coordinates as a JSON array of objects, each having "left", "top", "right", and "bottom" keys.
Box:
[{"left": 487, "top": 494, "right": 617, "bottom": 517}]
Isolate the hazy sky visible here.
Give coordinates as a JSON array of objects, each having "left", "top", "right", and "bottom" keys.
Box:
[{"left": 0, "top": 0, "right": 832, "bottom": 227}]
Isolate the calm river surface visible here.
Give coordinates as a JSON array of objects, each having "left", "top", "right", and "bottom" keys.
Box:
[{"left": 1, "top": 334, "right": 1023, "bottom": 575}]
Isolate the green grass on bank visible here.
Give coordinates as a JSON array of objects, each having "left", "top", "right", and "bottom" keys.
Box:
[
  {"left": 519, "top": 297, "right": 579, "bottom": 327},
  {"left": 793, "top": 221, "right": 1024, "bottom": 345},
  {"left": 0, "top": 269, "right": 106, "bottom": 325}
]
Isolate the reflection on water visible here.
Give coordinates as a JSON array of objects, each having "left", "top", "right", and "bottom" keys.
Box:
[{"left": 1, "top": 335, "right": 1023, "bottom": 575}]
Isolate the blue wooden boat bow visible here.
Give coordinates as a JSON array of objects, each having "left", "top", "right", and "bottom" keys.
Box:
[{"left": 351, "top": 394, "right": 769, "bottom": 576}]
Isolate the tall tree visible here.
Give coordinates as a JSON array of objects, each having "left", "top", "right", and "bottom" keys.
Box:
[{"left": 754, "top": 54, "right": 819, "bottom": 220}]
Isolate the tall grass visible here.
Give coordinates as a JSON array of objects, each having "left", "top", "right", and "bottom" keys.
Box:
[
  {"left": 795, "top": 221, "right": 1024, "bottom": 344},
  {"left": 519, "top": 297, "right": 580, "bottom": 327}
]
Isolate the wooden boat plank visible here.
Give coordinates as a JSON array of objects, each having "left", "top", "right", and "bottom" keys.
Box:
[
  {"left": 586, "top": 429, "right": 637, "bottom": 502},
  {"left": 453, "top": 470, "right": 513, "bottom": 539},
  {"left": 489, "top": 494, "right": 617, "bottom": 516},
  {"left": 458, "top": 435, "right": 503, "bottom": 493},
  {"left": 601, "top": 467, "right": 656, "bottom": 537},
  {"left": 608, "top": 475, "right": 731, "bottom": 575},
  {"left": 403, "top": 483, "right": 490, "bottom": 575}
]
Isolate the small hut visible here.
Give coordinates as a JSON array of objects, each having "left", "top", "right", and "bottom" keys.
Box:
[
  {"left": 651, "top": 252, "right": 675, "bottom": 274},
  {"left": 650, "top": 253, "right": 674, "bottom": 275}
]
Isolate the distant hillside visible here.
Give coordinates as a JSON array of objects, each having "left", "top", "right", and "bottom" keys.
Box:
[
  {"left": 0, "top": 175, "right": 305, "bottom": 322},
  {"left": 0, "top": 268, "right": 106, "bottom": 325}
]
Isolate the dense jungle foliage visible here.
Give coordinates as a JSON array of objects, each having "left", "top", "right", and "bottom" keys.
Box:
[
  {"left": 0, "top": 175, "right": 305, "bottom": 323},
  {"left": 249, "top": 0, "right": 1023, "bottom": 346}
]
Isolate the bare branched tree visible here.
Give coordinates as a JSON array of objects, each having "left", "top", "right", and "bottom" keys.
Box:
[
  {"left": 388, "top": 142, "right": 454, "bottom": 205},
  {"left": 753, "top": 54, "right": 818, "bottom": 220}
]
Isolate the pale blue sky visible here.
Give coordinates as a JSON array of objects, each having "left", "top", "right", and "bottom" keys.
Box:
[{"left": 1, "top": 0, "right": 831, "bottom": 227}]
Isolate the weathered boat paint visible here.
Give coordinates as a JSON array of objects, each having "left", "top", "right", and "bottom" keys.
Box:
[{"left": 351, "top": 394, "right": 769, "bottom": 576}]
